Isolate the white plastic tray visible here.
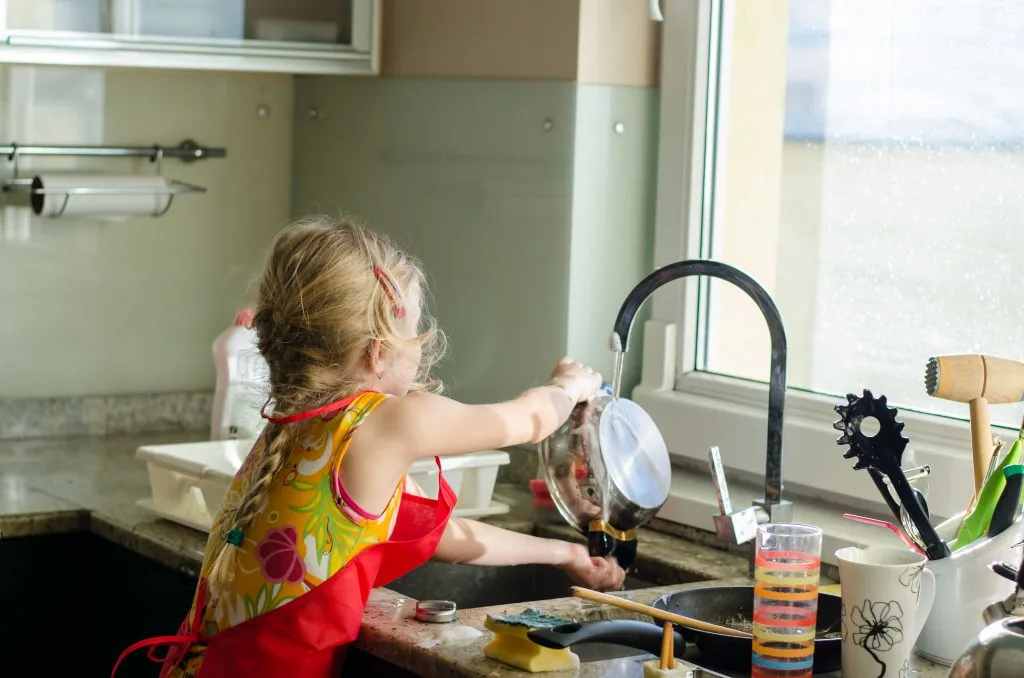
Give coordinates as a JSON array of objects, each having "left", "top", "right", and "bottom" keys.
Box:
[
  {"left": 137, "top": 439, "right": 511, "bottom": 532},
  {"left": 137, "top": 497, "right": 210, "bottom": 533}
]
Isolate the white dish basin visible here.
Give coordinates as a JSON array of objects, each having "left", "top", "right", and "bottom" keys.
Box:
[{"left": 136, "top": 439, "right": 511, "bottom": 532}]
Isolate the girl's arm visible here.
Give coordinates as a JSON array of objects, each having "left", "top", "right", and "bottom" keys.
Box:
[
  {"left": 435, "top": 515, "right": 574, "bottom": 566},
  {"left": 402, "top": 474, "right": 624, "bottom": 591},
  {"left": 433, "top": 518, "right": 625, "bottom": 591},
  {"left": 342, "top": 359, "right": 600, "bottom": 517},
  {"left": 373, "top": 358, "right": 602, "bottom": 461}
]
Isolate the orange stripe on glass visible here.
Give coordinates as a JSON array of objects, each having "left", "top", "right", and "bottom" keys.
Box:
[
  {"left": 752, "top": 612, "right": 816, "bottom": 628},
  {"left": 752, "top": 640, "right": 815, "bottom": 659},
  {"left": 754, "top": 583, "right": 818, "bottom": 601},
  {"left": 755, "top": 553, "right": 821, "bottom": 570}
]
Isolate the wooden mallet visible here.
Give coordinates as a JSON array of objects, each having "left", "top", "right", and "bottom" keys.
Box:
[{"left": 926, "top": 354, "right": 1024, "bottom": 493}]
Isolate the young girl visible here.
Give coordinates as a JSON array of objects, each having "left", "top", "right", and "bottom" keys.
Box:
[{"left": 114, "top": 217, "right": 625, "bottom": 677}]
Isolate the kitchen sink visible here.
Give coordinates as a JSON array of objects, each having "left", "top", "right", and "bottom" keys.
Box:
[
  {"left": 344, "top": 648, "right": 731, "bottom": 676},
  {"left": 385, "top": 560, "right": 655, "bottom": 609},
  {"left": 380, "top": 562, "right": 669, "bottom": 670},
  {"left": 573, "top": 644, "right": 651, "bottom": 662}
]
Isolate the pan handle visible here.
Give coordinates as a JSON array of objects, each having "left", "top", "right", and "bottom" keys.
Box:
[{"left": 527, "top": 619, "right": 685, "bottom": 657}]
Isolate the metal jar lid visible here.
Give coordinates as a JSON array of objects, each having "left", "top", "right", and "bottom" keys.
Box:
[
  {"left": 415, "top": 600, "right": 457, "bottom": 623},
  {"left": 599, "top": 398, "right": 671, "bottom": 510}
]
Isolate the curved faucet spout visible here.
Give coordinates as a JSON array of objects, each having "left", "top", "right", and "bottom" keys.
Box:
[{"left": 611, "top": 259, "right": 788, "bottom": 506}]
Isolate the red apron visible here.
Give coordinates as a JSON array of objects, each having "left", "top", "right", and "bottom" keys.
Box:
[{"left": 113, "top": 456, "right": 455, "bottom": 678}]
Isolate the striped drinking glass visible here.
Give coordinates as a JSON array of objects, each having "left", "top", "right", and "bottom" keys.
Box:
[{"left": 751, "top": 523, "right": 823, "bottom": 678}]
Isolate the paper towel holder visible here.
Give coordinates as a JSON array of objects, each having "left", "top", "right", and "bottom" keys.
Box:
[{"left": 0, "top": 139, "right": 226, "bottom": 218}]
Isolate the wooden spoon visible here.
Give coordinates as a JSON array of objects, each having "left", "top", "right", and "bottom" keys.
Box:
[{"left": 570, "top": 586, "right": 751, "bottom": 639}]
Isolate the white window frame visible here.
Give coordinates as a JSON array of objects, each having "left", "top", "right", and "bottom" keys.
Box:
[{"left": 635, "top": 0, "right": 1015, "bottom": 535}]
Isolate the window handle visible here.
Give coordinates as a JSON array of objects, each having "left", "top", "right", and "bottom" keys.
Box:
[
  {"left": 707, "top": 446, "right": 763, "bottom": 546},
  {"left": 708, "top": 446, "right": 733, "bottom": 515}
]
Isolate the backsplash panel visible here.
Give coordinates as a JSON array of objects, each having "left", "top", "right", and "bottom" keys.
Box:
[
  {"left": 566, "top": 83, "right": 658, "bottom": 392},
  {"left": 292, "top": 76, "right": 577, "bottom": 405},
  {"left": 0, "top": 67, "right": 293, "bottom": 399},
  {"left": 292, "top": 76, "right": 658, "bottom": 405},
  {"left": 0, "top": 391, "right": 211, "bottom": 440},
  {"left": 1, "top": 69, "right": 657, "bottom": 414}
]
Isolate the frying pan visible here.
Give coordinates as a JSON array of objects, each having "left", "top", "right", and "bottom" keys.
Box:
[
  {"left": 653, "top": 586, "right": 842, "bottom": 673},
  {"left": 528, "top": 586, "right": 842, "bottom": 674}
]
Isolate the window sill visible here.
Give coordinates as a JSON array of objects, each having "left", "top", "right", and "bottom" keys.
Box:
[{"left": 659, "top": 465, "right": 918, "bottom": 568}]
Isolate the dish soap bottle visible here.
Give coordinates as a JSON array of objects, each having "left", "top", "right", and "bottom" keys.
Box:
[{"left": 211, "top": 308, "right": 269, "bottom": 440}]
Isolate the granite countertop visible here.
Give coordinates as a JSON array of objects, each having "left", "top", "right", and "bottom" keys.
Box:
[
  {"left": 0, "top": 433, "right": 948, "bottom": 678},
  {"left": 0, "top": 431, "right": 211, "bottom": 575}
]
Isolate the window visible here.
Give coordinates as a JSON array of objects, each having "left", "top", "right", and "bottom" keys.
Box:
[{"left": 638, "top": 0, "right": 1022, "bottom": 522}]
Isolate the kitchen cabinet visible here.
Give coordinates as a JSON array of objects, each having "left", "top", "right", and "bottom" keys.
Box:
[
  {"left": 0, "top": 0, "right": 379, "bottom": 75},
  {"left": 0, "top": 533, "right": 196, "bottom": 677}
]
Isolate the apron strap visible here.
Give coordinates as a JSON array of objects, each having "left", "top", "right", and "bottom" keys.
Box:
[
  {"left": 434, "top": 456, "right": 457, "bottom": 503},
  {"left": 262, "top": 392, "right": 371, "bottom": 425},
  {"left": 110, "top": 634, "right": 194, "bottom": 678},
  {"left": 111, "top": 580, "right": 209, "bottom": 678}
]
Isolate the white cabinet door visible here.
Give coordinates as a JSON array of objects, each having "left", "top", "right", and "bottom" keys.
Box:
[{"left": 0, "top": 0, "right": 380, "bottom": 75}]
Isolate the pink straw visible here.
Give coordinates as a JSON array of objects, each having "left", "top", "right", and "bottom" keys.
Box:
[{"left": 842, "top": 513, "right": 925, "bottom": 555}]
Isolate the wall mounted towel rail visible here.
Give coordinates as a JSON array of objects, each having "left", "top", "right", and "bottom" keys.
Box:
[{"left": 0, "top": 139, "right": 226, "bottom": 218}]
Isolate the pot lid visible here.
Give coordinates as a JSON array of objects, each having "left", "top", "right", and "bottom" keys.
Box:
[{"left": 599, "top": 398, "right": 671, "bottom": 509}]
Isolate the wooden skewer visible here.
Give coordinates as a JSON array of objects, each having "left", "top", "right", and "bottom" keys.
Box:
[
  {"left": 570, "top": 586, "right": 751, "bottom": 639},
  {"left": 660, "top": 621, "right": 675, "bottom": 669}
]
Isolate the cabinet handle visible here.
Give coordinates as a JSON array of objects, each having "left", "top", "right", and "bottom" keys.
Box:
[{"left": 4, "top": 33, "right": 366, "bottom": 60}]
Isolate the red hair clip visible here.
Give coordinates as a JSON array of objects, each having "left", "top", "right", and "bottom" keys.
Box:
[{"left": 373, "top": 265, "right": 406, "bottom": 319}]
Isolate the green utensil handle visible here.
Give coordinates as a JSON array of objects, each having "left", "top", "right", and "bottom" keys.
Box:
[
  {"left": 988, "top": 465, "right": 1024, "bottom": 538},
  {"left": 953, "top": 438, "right": 1024, "bottom": 550}
]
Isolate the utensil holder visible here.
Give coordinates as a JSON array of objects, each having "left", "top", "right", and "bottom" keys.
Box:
[{"left": 917, "top": 511, "right": 1024, "bottom": 665}]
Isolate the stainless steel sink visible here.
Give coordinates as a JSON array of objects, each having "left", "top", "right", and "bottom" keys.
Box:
[
  {"left": 383, "top": 561, "right": 664, "bottom": 667},
  {"left": 386, "top": 560, "right": 654, "bottom": 609},
  {"left": 574, "top": 645, "right": 651, "bottom": 662},
  {"left": 344, "top": 648, "right": 726, "bottom": 677}
]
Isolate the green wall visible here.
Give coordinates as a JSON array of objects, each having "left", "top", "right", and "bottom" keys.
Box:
[{"left": 292, "top": 76, "right": 657, "bottom": 404}]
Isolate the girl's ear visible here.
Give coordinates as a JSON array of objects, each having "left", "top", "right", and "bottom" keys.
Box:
[{"left": 366, "top": 339, "right": 386, "bottom": 376}]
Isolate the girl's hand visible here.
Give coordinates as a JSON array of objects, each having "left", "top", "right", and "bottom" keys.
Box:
[
  {"left": 549, "top": 358, "right": 603, "bottom": 405},
  {"left": 557, "top": 542, "right": 627, "bottom": 591}
]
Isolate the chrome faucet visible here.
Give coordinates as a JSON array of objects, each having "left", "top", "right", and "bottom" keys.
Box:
[{"left": 610, "top": 260, "right": 794, "bottom": 569}]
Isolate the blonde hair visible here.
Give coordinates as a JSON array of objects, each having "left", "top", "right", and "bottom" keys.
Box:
[{"left": 204, "top": 215, "right": 444, "bottom": 597}]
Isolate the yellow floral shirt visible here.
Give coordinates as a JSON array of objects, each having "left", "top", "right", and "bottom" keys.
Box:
[{"left": 170, "top": 391, "right": 402, "bottom": 677}]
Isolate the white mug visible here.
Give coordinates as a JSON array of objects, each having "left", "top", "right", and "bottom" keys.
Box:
[{"left": 836, "top": 546, "right": 936, "bottom": 678}]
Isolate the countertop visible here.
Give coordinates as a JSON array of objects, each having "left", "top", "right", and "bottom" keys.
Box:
[{"left": 0, "top": 432, "right": 949, "bottom": 677}]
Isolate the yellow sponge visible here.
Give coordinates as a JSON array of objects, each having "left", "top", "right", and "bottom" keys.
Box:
[{"left": 483, "top": 609, "right": 580, "bottom": 673}]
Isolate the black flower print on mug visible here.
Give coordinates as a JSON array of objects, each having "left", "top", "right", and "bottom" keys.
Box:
[
  {"left": 899, "top": 564, "right": 923, "bottom": 603},
  {"left": 852, "top": 599, "right": 905, "bottom": 677}
]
